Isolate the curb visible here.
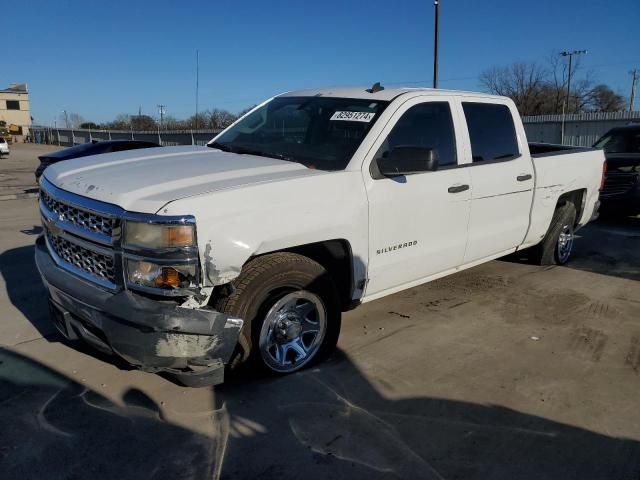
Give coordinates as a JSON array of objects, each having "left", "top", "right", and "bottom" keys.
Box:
[{"left": 0, "top": 192, "right": 39, "bottom": 201}]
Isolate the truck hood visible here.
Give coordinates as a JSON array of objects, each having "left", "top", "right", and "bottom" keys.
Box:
[{"left": 44, "top": 146, "right": 324, "bottom": 213}]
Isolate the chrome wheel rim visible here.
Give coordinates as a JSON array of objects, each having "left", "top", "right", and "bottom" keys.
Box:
[
  {"left": 557, "top": 223, "right": 574, "bottom": 263},
  {"left": 259, "top": 291, "right": 326, "bottom": 373}
]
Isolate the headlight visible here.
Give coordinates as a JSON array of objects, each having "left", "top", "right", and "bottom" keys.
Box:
[
  {"left": 126, "top": 259, "right": 198, "bottom": 290},
  {"left": 122, "top": 216, "right": 199, "bottom": 295},
  {"left": 124, "top": 221, "right": 195, "bottom": 249}
]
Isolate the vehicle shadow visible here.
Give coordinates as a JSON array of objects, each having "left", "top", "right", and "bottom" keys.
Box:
[
  {"left": 0, "top": 242, "right": 56, "bottom": 339},
  {"left": 213, "top": 350, "right": 640, "bottom": 479},
  {"left": 501, "top": 215, "right": 640, "bottom": 281},
  {"left": 2, "top": 347, "right": 639, "bottom": 480},
  {"left": 0, "top": 241, "right": 140, "bottom": 371},
  {"left": 0, "top": 347, "right": 223, "bottom": 480},
  {"left": 568, "top": 215, "right": 640, "bottom": 281}
]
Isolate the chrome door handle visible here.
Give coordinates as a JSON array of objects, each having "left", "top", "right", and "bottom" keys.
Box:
[
  {"left": 448, "top": 184, "right": 470, "bottom": 193},
  {"left": 517, "top": 174, "right": 532, "bottom": 181}
]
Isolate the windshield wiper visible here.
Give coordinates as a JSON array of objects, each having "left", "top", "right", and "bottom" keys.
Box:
[
  {"left": 209, "top": 142, "right": 297, "bottom": 163},
  {"left": 236, "top": 148, "right": 295, "bottom": 162},
  {"left": 208, "top": 141, "right": 233, "bottom": 152}
]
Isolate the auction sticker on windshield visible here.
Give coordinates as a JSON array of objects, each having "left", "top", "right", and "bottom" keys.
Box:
[{"left": 330, "top": 111, "right": 376, "bottom": 122}]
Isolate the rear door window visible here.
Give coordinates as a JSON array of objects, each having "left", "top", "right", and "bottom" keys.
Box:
[{"left": 462, "top": 102, "right": 519, "bottom": 162}]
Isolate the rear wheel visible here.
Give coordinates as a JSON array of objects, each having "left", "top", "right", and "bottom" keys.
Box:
[
  {"left": 215, "top": 252, "right": 341, "bottom": 375},
  {"left": 532, "top": 202, "right": 577, "bottom": 265}
]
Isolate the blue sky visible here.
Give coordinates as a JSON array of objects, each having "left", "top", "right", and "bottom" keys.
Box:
[{"left": 4, "top": 0, "right": 639, "bottom": 124}]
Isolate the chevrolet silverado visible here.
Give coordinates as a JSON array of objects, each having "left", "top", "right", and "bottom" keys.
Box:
[{"left": 35, "top": 86, "right": 605, "bottom": 386}]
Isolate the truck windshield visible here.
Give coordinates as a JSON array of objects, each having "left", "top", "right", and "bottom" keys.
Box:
[{"left": 209, "top": 96, "right": 389, "bottom": 170}]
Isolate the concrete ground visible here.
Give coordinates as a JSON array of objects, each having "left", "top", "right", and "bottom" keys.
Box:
[
  {"left": 0, "top": 142, "right": 58, "bottom": 199},
  {"left": 1, "top": 144, "right": 639, "bottom": 479}
]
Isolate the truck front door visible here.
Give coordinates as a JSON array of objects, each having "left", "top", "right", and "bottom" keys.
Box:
[{"left": 364, "top": 97, "right": 471, "bottom": 298}]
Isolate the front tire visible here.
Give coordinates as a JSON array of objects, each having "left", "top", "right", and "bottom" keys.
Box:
[
  {"left": 533, "top": 202, "right": 577, "bottom": 265},
  {"left": 215, "top": 252, "right": 341, "bottom": 376}
]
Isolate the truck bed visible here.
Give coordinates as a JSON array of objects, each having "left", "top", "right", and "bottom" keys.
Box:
[
  {"left": 521, "top": 144, "right": 604, "bottom": 248},
  {"left": 529, "top": 142, "right": 599, "bottom": 158}
]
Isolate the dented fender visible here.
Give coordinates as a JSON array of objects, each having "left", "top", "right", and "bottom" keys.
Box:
[{"left": 157, "top": 170, "right": 370, "bottom": 302}]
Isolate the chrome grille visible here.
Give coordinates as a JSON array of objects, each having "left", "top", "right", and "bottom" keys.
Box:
[
  {"left": 46, "top": 230, "right": 116, "bottom": 284},
  {"left": 41, "top": 189, "right": 114, "bottom": 238}
]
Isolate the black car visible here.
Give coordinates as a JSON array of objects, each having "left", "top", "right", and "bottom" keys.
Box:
[
  {"left": 35, "top": 140, "right": 160, "bottom": 181},
  {"left": 593, "top": 125, "right": 640, "bottom": 214}
]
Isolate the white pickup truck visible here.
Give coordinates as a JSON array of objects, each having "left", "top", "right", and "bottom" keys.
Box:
[{"left": 35, "top": 86, "right": 605, "bottom": 386}]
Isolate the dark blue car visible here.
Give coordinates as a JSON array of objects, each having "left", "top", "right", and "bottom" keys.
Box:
[{"left": 35, "top": 140, "right": 160, "bottom": 181}]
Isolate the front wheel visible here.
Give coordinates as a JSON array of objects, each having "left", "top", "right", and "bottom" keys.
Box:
[
  {"left": 215, "top": 252, "right": 341, "bottom": 376},
  {"left": 532, "top": 202, "right": 577, "bottom": 265}
]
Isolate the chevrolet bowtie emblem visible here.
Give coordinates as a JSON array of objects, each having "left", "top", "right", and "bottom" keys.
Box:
[{"left": 46, "top": 216, "right": 62, "bottom": 236}]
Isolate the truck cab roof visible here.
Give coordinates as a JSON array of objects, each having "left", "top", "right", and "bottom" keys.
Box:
[{"left": 278, "top": 86, "right": 507, "bottom": 102}]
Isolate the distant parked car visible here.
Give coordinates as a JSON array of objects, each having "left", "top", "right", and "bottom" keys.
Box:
[
  {"left": 35, "top": 140, "right": 160, "bottom": 181},
  {"left": 593, "top": 124, "right": 640, "bottom": 214},
  {"left": 0, "top": 137, "right": 9, "bottom": 157}
]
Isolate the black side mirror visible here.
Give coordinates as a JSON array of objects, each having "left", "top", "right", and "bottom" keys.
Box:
[{"left": 375, "top": 146, "right": 439, "bottom": 178}]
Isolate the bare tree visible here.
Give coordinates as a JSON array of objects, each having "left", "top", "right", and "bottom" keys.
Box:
[
  {"left": 186, "top": 112, "right": 209, "bottom": 130},
  {"left": 585, "top": 84, "right": 626, "bottom": 112},
  {"left": 59, "top": 112, "right": 86, "bottom": 129},
  {"left": 480, "top": 52, "right": 607, "bottom": 115},
  {"left": 208, "top": 109, "right": 236, "bottom": 129},
  {"left": 479, "top": 62, "right": 547, "bottom": 115},
  {"left": 130, "top": 115, "right": 157, "bottom": 131},
  {"left": 106, "top": 114, "right": 131, "bottom": 130}
]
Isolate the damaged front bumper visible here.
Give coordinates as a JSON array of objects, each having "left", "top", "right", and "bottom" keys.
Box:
[{"left": 35, "top": 236, "right": 242, "bottom": 386}]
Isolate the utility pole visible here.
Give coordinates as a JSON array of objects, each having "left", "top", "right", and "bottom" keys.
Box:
[
  {"left": 630, "top": 68, "right": 638, "bottom": 112},
  {"left": 433, "top": 0, "right": 440, "bottom": 89},
  {"left": 62, "top": 110, "right": 69, "bottom": 128},
  {"left": 559, "top": 49, "right": 587, "bottom": 144},
  {"left": 157, "top": 104, "right": 166, "bottom": 130},
  {"left": 195, "top": 50, "right": 200, "bottom": 131}
]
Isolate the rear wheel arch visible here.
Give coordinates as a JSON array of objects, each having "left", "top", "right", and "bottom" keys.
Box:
[{"left": 556, "top": 189, "right": 586, "bottom": 227}]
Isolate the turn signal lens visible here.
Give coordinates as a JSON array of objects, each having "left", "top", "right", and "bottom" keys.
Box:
[
  {"left": 154, "top": 267, "right": 181, "bottom": 288},
  {"left": 126, "top": 259, "right": 197, "bottom": 290},
  {"left": 164, "top": 225, "right": 194, "bottom": 247}
]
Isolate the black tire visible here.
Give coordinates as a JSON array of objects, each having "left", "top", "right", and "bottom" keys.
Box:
[
  {"left": 214, "top": 252, "right": 341, "bottom": 375},
  {"left": 532, "top": 202, "right": 577, "bottom": 265}
]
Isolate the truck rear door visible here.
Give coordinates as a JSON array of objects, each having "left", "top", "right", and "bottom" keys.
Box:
[{"left": 458, "top": 99, "right": 534, "bottom": 263}]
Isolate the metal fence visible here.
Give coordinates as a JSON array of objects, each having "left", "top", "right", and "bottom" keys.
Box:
[
  {"left": 29, "top": 127, "right": 222, "bottom": 147},
  {"left": 522, "top": 111, "right": 640, "bottom": 147},
  {"left": 31, "top": 110, "right": 640, "bottom": 149}
]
